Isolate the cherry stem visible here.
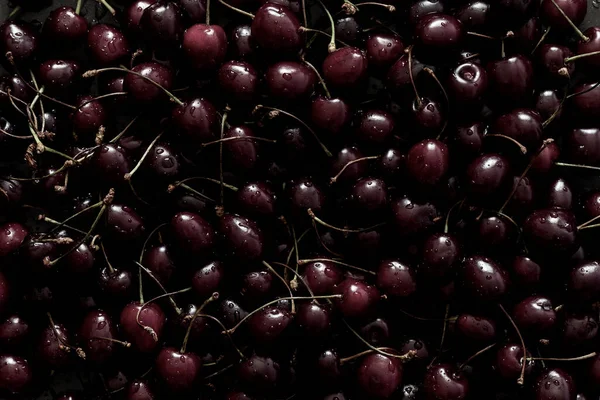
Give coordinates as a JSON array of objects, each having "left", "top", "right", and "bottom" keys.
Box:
[
  {"left": 171, "top": 183, "right": 217, "bottom": 204},
  {"left": 40, "top": 216, "right": 87, "bottom": 236},
  {"left": 216, "top": 0, "right": 255, "bottom": 18},
  {"left": 397, "top": 308, "right": 458, "bottom": 322},
  {"left": 170, "top": 176, "right": 238, "bottom": 192},
  {"left": 181, "top": 292, "right": 219, "bottom": 353},
  {"left": 47, "top": 189, "right": 114, "bottom": 267},
  {"left": 48, "top": 200, "right": 102, "bottom": 234},
  {"left": 486, "top": 134, "right": 528, "bottom": 154},
  {"left": 0, "top": 126, "right": 30, "bottom": 140},
  {"left": 8, "top": 6, "right": 21, "bottom": 19},
  {"left": 124, "top": 132, "right": 163, "bottom": 181},
  {"left": 579, "top": 213, "right": 600, "bottom": 229},
  {"left": 444, "top": 199, "right": 464, "bottom": 234},
  {"left": 550, "top": 0, "right": 588, "bottom": 41},
  {"left": 342, "top": 319, "right": 416, "bottom": 361},
  {"left": 139, "top": 223, "right": 168, "bottom": 264},
  {"left": 271, "top": 261, "right": 315, "bottom": 297},
  {"left": 467, "top": 31, "right": 496, "bottom": 40},
  {"left": 430, "top": 304, "right": 450, "bottom": 368},
  {"left": 316, "top": 0, "right": 336, "bottom": 52},
  {"left": 354, "top": 2, "right": 395, "bottom": 11},
  {"left": 262, "top": 261, "right": 295, "bottom": 313},
  {"left": 96, "top": 0, "right": 116, "bottom": 16},
  {"left": 578, "top": 222, "right": 600, "bottom": 230},
  {"left": 311, "top": 217, "right": 343, "bottom": 257},
  {"left": 79, "top": 92, "right": 128, "bottom": 110},
  {"left": 206, "top": 0, "right": 211, "bottom": 25},
  {"left": 110, "top": 115, "right": 140, "bottom": 143},
  {"left": 301, "top": 0, "right": 307, "bottom": 28},
  {"left": 423, "top": 67, "right": 449, "bottom": 138},
  {"left": 459, "top": 343, "right": 497, "bottom": 370},
  {"left": 340, "top": 347, "right": 416, "bottom": 365},
  {"left": 330, "top": 156, "right": 379, "bottom": 183},
  {"left": 302, "top": 57, "right": 331, "bottom": 98},
  {"left": 47, "top": 313, "right": 86, "bottom": 359},
  {"left": 82, "top": 67, "right": 184, "bottom": 106},
  {"left": 226, "top": 295, "right": 341, "bottom": 334},
  {"left": 342, "top": 0, "right": 359, "bottom": 14},
  {"left": 299, "top": 28, "right": 350, "bottom": 48},
  {"left": 543, "top": 91, "right": 567, "bottom": 128},
  {"left": 195, "top": 313, "right": 244, "bottom": 359},
  {"left": 567, "top": 81, "right": 600, "bottom": 99},
  {"left": 528, "top": 352, "right": 596, "bottom": 362},
  {"left": 201, "top": 135, "right": 276, "bottom": 147},
  {"left": 407, "top": 47, "right": 422, "bottom": 107},
  {"left": 219, "top": 113, "right": 227, "bottom": 208},
  {"left": 94, "top": 337, "right": 131, "bottom": 347},
  {"left": 254, "top": 105, "right": 332, "bottom": 157},
  {"left": 555, "top": 161, "right": 600, "bottom": 171},
  {"left": 287, "top": 225, "right": 306, "bottom": 268},
  {"left": 565, "top": 50, "right": 600, "bottom": 63},
  {"left": 308, "top": 208, "right": 386, "bottom": 234},
  {"left": 499, "top": 139, "right": 554, "bottom": 214},
  {"left": 75, "top": 0, "right": 83, "bottom": 14},
  {"left": 499, "top": 303, "right": 527, "bottom": 385},
  {"left": 135, "top": 261, "right": 182, "bottom": 315},
  {"left": 100, "top": 242, "right": 115, "bottom": 273},
  {"left": 298, "top": 258, "right": 376, "bottom": 276},
  {"left": 531, "top": 27, "right": 551, "bottom": 55}
]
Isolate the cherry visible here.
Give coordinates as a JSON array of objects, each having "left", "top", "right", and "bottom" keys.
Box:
[
  {"left": 510, "top": 256, "right": 541, "bottom": 288},
  {"left": 447, "top": 62, "right": 488, "bottom": 107},
  {"left": 409, "top": 0, "right": 445, "bottom": 25},
  {"left": 323, "top": 47, "right": 368, "bottom": 89},
  {"left": 301, "top": 260, "right": 343, "bottom": 295},
  {"left": 87, "top": 24, "right": 130, "bottom": 65},
  {"left": 72, "top": 95, "right": 107, "bottom": 139},
  {"left": 535, "top": 89, "right": 563, "bottom": 122},
  {"left": 377, "top": 259, "right": 417, "bottom": 297},
  {"left": 494, "top": 343, "right": 535, "bottom": 380},
  {"left": 141, "top": 1, "right": 184, "bottom": 47},
  {"left": 452, "top": 122, "right": 484, "bottom": 161},
  {"left": 99, "top": 266, "right": 133, "bottom": 299},
  {"left": 455, "top": 313, "right": 496, "bottom": 343},
  {"left": 360, "top": 318, "right": 390, "bottom": 346},
  {"left": 465, "top": 153, "right": 511, "bottom": 202},
  {"left": 492, "top": 0, "right": 538, "bottom": 27},
  {"left": 540, "top": 0, "right": 587, "bottom": 32},
  {"left": 126, "top": 379, "right": 155, "bottom": 400},
  {"left": 120, "top": 302, "right": 165, "bottom": 352},
  {"left": 575, "top": 27, "right": 600, "bottom": 69},
  {"left": 316, "top": 348, "right": 342, "bottom": 384},
  {"left": 43, "top": 6, "right": 88, "bottom": 43},
  {"left": 351, "top": 177, "right": 388, "bottom": 213},
  {"left": 357, "top": 353, "right": 402, "bottom": 398},
  {"left": 411, "top": 97, "right": 445, "bottom": 134},
  {"left": 0, "top": 315, "right": 28, "bottom": 348},
  {"left": 172, "top": 97, "right": 219, "bottom": 145},
  {"left": 569, "top": 83, "right": 600, "bottom": 124},
  {"left": 192, "top": 260, "right": 224, "bottom": 298},
  {"left": 223, "top": 125, "right": 261, "bottom": 171},
  {"left": 229, "top": 24, "right": 256, "bottom": 59},
  {"left": 227, "top": 392, "right": 252, "bottom": 400},
  {"left": 0, "top": 355, "right": 31, "bottom": 395},
  {"left": 475, "top": 214, "right": 517, "bottom": 255},
  {"left": 266, "top": 61, "right": 316, "bottom": 102},
  {"left": 78, "top": 309, "right": 118, "bottom": 364},
  {"left": 546, "top": 178, "right": 572, "bottom": 209},
  {"left": 0, "top": 179, "right": 22, "bottom": 211},
  {"left": 0, "top": 74, "right": 33, "bottom": 106},
  {"left": 387, "top": 53, "right": 424, "bottom": 99},
  {"left": 170, "top": 211, "right": 215, "bottom": 258},
  {"left": 251, "top": 3, "right": 304, "bottom": 53},
  {"left": 124, "top": 62, "right": 173, "bottom": 103},
  {"left": 237, "top": 354, "right": 279, "bottom": 393},
  {"left": 406, "top": 139, "right": 449, "bottom": 186},
  {"left": 248, "top": 305, "right": 292, "bottom": 342},
  {"left": 565, "top": 128, "right": 600, "bottom": 165},
  {"left": 420, "top": 233, "right": 461, "bottom": 282},
  {"left": 218, "top": 60, "right": 258, "bottom": 103},
  {"left": 423, "top": 364, "right": 469, "bottom": 400},
  {"left": 156, "top": 347, "right": 201, "bottom": 392},
  {"left": 531, "top": 140, "right": 560, "bottom": 174},
  {"left": 537, "top": 44, "right": 574, "bottom": 83},
  {"left": 0, "top": 21, "right": 38, "bottom": 66},
  {"left": 486, "top": 55, "right": 534, "bottom": 107},
  {"left": 414, "top": 14, "right": 464, "bottom": 55},
  {"left": 510, "top": 16, "right": 543, "bottom": 54},
  {"left": 568, "top": 261, "right": 600, "bottom": 302},
  {"left": 490, "top": 108, "right": 543, "bottom": 152},
  {"left": 0, "top": 222, "right": 28, "bottom": 257},
  {"left": 365, "top": 33, "right": 404, "bottom": 69},
  {"left": 459, "top": 255, "right": 509, "bottom": 301},
  {"left": 125, "top": 0, "right": 157, "bottom": 36},
  {"left": 37, "top": 59, "right": 81, "bottom": 96},
  {"left": 311, "top": 96, "right": 351, "bottom": 136},
  {"left": 183, "top": 24, "right": 228, "bottom": 71},
  {"left": 237, "top": 181, "right": 277, "bottom": 218},
  {"left": 296, "top": 302, "right": 331, "bottom": 337},
  {"left": 355, "top": 109, "right": 395, "bottom": 146},
  {"left": 455, "top": 1, "right": 491, "bottom": 31},
  {"left": 379, "top": 148, "right": 406, "bottom": 181},
  {"left": 105, "top": 204, "right": 145, "bottom": 242},
  {"left": 218, "top": 213, "right": 264, "bottom": 261},
  {"left": 180, "top": 0, "right": 207, "bottom": 22},
  {"left": 289, "top": 179, "right": 326, "bottom": 219},
  {"left": 513, "top": 295, "right": 556, "bottom": 336},
  {"left": 38, "top": 321, "right": 71, "bottom": 368},
  {"left": 334, "top": 278, "right": 380, "bottom": 319},
  {"left": 523, "top": 208, "right": 578, "bottom": 259},
  {"left": 145, "top": 142, "right": 180, "bottom": 179},
  {"left": 218, "top": 298, "right": 249, "bottom": 329},
  {"left": 534, "top": 368, "right": 576, "bottom": 400},
  {"left": 391, "top": 196, "right": 439, "bottom": 237},
  {"left": 561, "top": 311, "right": 598, "bottom": 346}
]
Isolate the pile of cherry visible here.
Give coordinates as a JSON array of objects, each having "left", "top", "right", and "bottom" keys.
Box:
[{"left": 6, "top": 0, "right": 600, "bottom": 398}]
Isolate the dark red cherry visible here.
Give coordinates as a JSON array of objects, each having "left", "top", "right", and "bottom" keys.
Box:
[
  {"left": 406, "top": 139, "right": 449, "bottom": 186},
  {"left": 192, "top": 260, "right": 224, "bottom": 298},
  {"left": 535, "top": 89, "right": 562, "bottom": 122},
  {"left": 377, "top": 260, "right": 417, "bottom": 297},
  {"left": 183, "top": 24, "right": 227, "bottom": 71},
  {"left": 44, "top": 6, "right": 88, "bottom": 43},
  {"left": 180, "top": 0, "right": 207, "bottom": 22},
  {"left": 447, "top": 62, "right": 488, "bottom": 107},
  {"left": 223, "top": 125, "right": 260, "bottom": 171},
  {"left": 0, "top": 179, "right": 22, "bottom": 211},
  {"left": 420, "top": 233, "right": 461, "bottom": 281},
  {"left": 247, "top": 306, "right": 292, "bottom": 342},
  {"left": 105, "top": 204, "right": 145, "bottom": 242},
  {"left": 414, "top": 14, "right": 464, "bottom": 55},
  {"left": 301, "top": 260, "right": 343, "bottom": 295},
  {"left": 455, "top": 1, "right": 491, "bottom": 30},
  {"left": 504, "top": 176, "right": 535, "bottom": 216},
  {"left": 568, "top": 261, "right": 600, "bottom": 302},
  {"left": 120, "top": 302, "right": 165, "bottom": 352},
  {"left": 534, "top": 369, "right": 576, "bottom": 400},
  {"left": 38, "top": 59, "right": 80, "bottom": 96},
  {"left": 78, "top": 309, "right": 117, "bottom": 364},
  {"left": 459, "top": 255, "right": 509, "bottom": 301},
  {"left": 218, "top": 298, "right": 249, "bottom": 329},
  {"left": 289, "top": 179, "right": 326, "bottom": 218},
  {"left": 492, "top": 0, "right": 537, "bottom": 27},
  {"left": 494, "top": 343, "right": 535, "bottom": 380},
  {"left": 455, "top": 314, "right": 496, "bottom": 343},
  {"left": 465, "top": 153, "right": 511, "bottom": 202},
  {"left": 296, "top": 302, "right": 331, "bottom": 337},
  {"left": 91, "top": 144, "right": 130, "bottom": 185},
  {"left": 156, "top": 347, "right": 201, "bottom": 392},
  {"left": 486, "top": 55, "right": 534, "bottom": 107},
  {"left": 0, "top": 22, "right": 38, "bottom": 66},
  {"left": 335, "top": 16, "right": 362, "bottom": 44},
  {"left": 475, "top": 214, "right": 516, "bottom": 255},
  {"left": 310, "top": 96, "right": 351, "bottom": 136},
  {"left": 358, "top": 354, "right": 402, "bottom": 398},
  {"left": 323, "top": 47, "right": 368, "bottom": 89},
  {"left": 546, "top": 178, "right": 572, "bottom": 209},
  {"left": 266, "top": 61, "right": 316, "bottom": 101},
  {"left": 251, "top": 3, "right": 304, "bottom": 53},
  {"left": 491, "top": 108, "right": 542, "bottom": 152},
  {"left": 0, "top": 75, "right": 33, "bottom": 106},
  {"left": 453, "top": 122, "right": 484, "bottom": 160},
  {"left": 510, "top": 256, "right": 541, "bottom": 288},
  {"left": 241, "top": 269, "right": 273, "bottom": 304},
  {"left": 351, "top": 177, "right": 388, "bottom": 213},
  {"left": 170, "top": 212, "right": 215, "bottom": 258},
  {"left": 0, "top": 355, "right": 31, "bottom": 394},
  {"left": 330, "top": 146, "right": 366, "bottom": 184},
  {"left": 99, "top": 267, "right": 133, "bottom": 299},
  {"left": 237, "top": 182, "right": 277, "bottom": 218},
  {"left": 72, "top": 95, "right": 107, "bottom": 139},
  {"left": 583, "top": 192, "right": 600, "bottom": 219},
  {"left": 379, "top": 148, "right": 406, "bottom": 181},
  {"left": 125, "top": 0, "right": 157, "bottom": 35},
  {"left": 87, "top": 24, "right": 130, "bottom": 65},
  {"left": 513, "top": 295, "right": 556, "bottom": 336},
  {"left": 145, "top": 142, "right": 179, "bottom": 179},
  {"left": 423, "top": 364, "right": 469, "bottom": 400},
  {"left": 229, "top": 24, "right": 256, "bottom": 59},
  {"left": 126, "top": 379, "right": 155, "bottom": 400},
  {"left": 537, "top": 44, "right": 574, "bottom": 83},
  {"left": 531, "top": 141, "right": 560, "bottom": 174},
  {"left": 141, "top": 1, "right": 184, "bottom": 47},
  {"left": 0, "top": 222, "right": 28, "bottom": 258},
  {"left": 569, "top": 83, "right": 600, "bottom": 123},
  {"left": 365, "top": 33, "right": 404, "bottom": 68},
  {"left": 411, "top": 98, "right": 445, "bottom": 134},
  {"left": 218, "top": 60, "right": 258, "bottom": 103},
  {"left": 172, "top": 98, "right": 218, "bottom": 145},
  {"left": 227, "top": 392, "right": 251, "bottom": 400},
  {"left": 360, "top": 318, "right": 390, "bottom": 346},
  {"left": 561, "top": 311, "right": 598, "bottom": 346},
  {"left": 540, "top": 0, "right": 587, "bottom": 32},
  {"left": 38, "top": 322, "right": 71, "bottom": 368},
  {"left": 387, "top": 53, "right": 425, "bottom": 99},
  {"left": 355, "top": 109, "right": 395, "bottom": 146},
  {"left": 0, "top": 315, "right": 28, "bottom": 348},
  {"left": 335, "top": 278, "right": 380, "bottom": 319},
  {"left": 575, "top": 27, "right": 600, "bottom": 69},
  {"left": 237, "top": 354, "right": 279, "bottom": 393},
  {"left": 523, "top": 208, "right": 578, "bottom": 259},
  {"left": 316, "top": 349, "right": 342, "bottom": 384},
  {"left": 510, "top": 16, "right": 543, "bottom": 54},
  {"left": 391, "top": 196, "right": 439, "bottom": 237},
  {"left": 124, "top": 62, "right": 173, "bottom": 103},
  {"left": 565, "top": 128, "right": 600, "bottom": 165},
  {"left": 218, "top": 214, "right": 264, "bottom": 261}
]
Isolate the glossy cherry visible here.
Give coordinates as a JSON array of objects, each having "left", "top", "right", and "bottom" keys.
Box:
[
  {"left": 513, "top": 295, "right": 556, "bottom": 336},
  {"left": 105, "top": 204, "right": 145, "bottom": 242},
  {"left": 192, "top": 260, "right": 224, "bottom": 298},
  {"left": 494, "top": 343, "right": 535, "bottom": 380},
  {"left": 120, "top": 302, "right": 165, "bottom": 352},
  {"left": 420, "top": 233, "right": 461, "bottom": 281},
  {"left": 140, "top": 1, "right": 184, "bottom": 47},
  {"left": 406, "top": 139, "right": 449, "bottom": 186},
  {"left": 358, "top": 353, "right": 402, "bottom": 398},
  {"left": 72, "top": 95, "right": 107, "bottom": 139},
  {"left": 486, "top": 55, "right": 534, "bottom": 107},
  {"left": 78, "top": 309, "right": 118, "bottom": 364},
  {"left": 251, "top": 3, "right": 304, "bottom": 53},
  {"left": 414, "top": 14, "right": 464, "bottom": 55},
  {"left": 568, "top": 260, "right": 600, "bottom": 302},
  {"left": 218, "top": 60, "right": 258, "bottom": 103},
  {"left": 124, "top": 62, "right": 173, "bottom": 103},
  {"left": 455, "top": 314, "right": 496, "bottom": 343},
  {"left": 183, "top": 24, "right": 227, "bottom": 71},
  {"left": 0, "top": 355, "right": 31, "bottom": 394},
  {"left": 459, "top": 255, "right": 509, "bottom": 301},
  {"left": 534, "top": 368, "right": 576, "bottom": 400},
  {"left": 377, "top": 259, "right": 417, "bottom": 297},
  {"left": 447, "top": 62, "right": 488, "bottom": 107},
  {"left": 266, "top": 61, "right": 316, "bottom": 101},
  {"left": 540, "top": 0, "right": 587, "bottom": 32},
  {"left": 310, "top": 96, "right": 351, "bottom": 136},
  {"left": 334, "top": 278, "right": 380, "bottom": 319},
  {"left": 0, "top": 22, "right": 38, "bottom": 65},
  {"left": 423, "top": 364, "right": 469, "bottom": 400},
  {"left": 156, "top": 347, "right": 201, "bottom": 392},
  {"left": 43, "top": 6, "right": 88, "bottom": 43},
  {"left": 355, "top": 109, "right": 395, "bottom": 146},
  {"left": 296, "top": 302, "right": 331, "bottom": 337},
  {"left": 365, "top": 33, "right": 404, "bottom": 68},
  {"left": 523, "top": 208, "right": 578, "bottom": 259},
  {"left": 323, "top": 47, "right": 368, "bottom": 89},
  {"left": 0, "top": 315, "right": 28, "bottom": 348},
  {"left": 170, "top": 212, "right": 215, "bottom": 257},
  {"left": 247, "top": 306, "right": 292, "bottom": 342},
  {"left": 391, "top": 196, "right": 439, "bottom": 237},
  {"left": 87, "top": 24, "right": 130, "bottom": 65},
  {"left": 301, "top": 260, "right": 343, "bottom": 295},
  {"left": 490, "top": 108, "right": 543, "bottom": 151}
]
